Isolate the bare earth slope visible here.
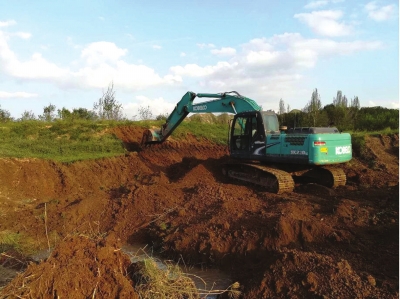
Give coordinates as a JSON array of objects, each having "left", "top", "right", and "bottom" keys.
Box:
[{"left": 0, "top": 128, "right": 398, "bottom": 298}]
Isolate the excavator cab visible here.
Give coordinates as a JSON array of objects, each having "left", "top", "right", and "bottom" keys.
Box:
[{"left": 229, "top": 110, "right": 279, "bottom": 159}]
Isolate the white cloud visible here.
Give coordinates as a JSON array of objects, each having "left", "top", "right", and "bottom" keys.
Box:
[
  {"left": 0, "top": 91, "right": 38, "bottom": 98},
  {"left": 13, "top": 32, "right": 31, "bottom": 39},
  {"left": 294, "top": 10, "right": 353, "bottom": 36},
  {"left": 211, "top": 47, "right": 237, "bottom": 56},
  {"left": 390, "top": 102, "right": 399, "bottom": 109},
  {"left": 0, "top": 20, "right": 16, "bottom": 27},
  {"left": 169, "top": 33, "right": 382, "bottom": 109},
  {"left": 304, "top": 1, "right": 329, "bottom": 9},
  {"left": 152, "top": 45, "right": 162, "bottom": 50},
  {"left": 123, "top": 96, "right": 175, "bottom": 119},
  {"left": 170, "top": 61, "right": 237, "bottom": 77},
  {"left": 365, "top": 2, "right": 396, "bottom": 21},
  {"left": 81, "top": 41, "right": 127, "bottom": 65},
  {"left": 0, "top": 30, "right": 181, "bottom": 90},
  {"left": 197, "top": 43, "right": 215, "bottom": 49}
]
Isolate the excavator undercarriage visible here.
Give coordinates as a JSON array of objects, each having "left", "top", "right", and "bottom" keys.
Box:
[{"left": 221, "top": 162, "right": 346, "bottom": 194}]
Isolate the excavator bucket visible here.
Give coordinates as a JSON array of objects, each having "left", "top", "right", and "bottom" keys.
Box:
[{"left": 141, "top": 129, "right": 162, "bottom": 145}]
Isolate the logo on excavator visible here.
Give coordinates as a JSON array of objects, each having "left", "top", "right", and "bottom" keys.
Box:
[
  {"left": 193, "top": 105, "right": 207, "bottom": 111},
  {"left": 335, "top": 146, "right": 351, "bottom": 155}
]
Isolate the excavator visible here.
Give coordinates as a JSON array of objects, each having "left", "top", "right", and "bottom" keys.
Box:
[{"left": 142, "top": 91, "right": 352, "bottom": 193}]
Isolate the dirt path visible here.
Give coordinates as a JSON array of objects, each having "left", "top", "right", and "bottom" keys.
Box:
[{"left": 0, "top": 128, "right": 398, "bottom": 298}]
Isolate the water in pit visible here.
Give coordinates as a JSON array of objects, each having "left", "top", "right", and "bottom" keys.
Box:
[{"left": 122, "top": 243, "right": 234, "bottom": 299}]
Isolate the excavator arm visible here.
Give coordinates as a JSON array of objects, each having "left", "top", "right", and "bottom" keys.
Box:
[{"left": 142, "top": 91, "right": 261, "bottom": 144}]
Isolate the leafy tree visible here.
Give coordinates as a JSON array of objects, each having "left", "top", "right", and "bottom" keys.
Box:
[
  {"left": 39, "top": 103, "right": 56, "bottom": 121},
  {"left": 278, "top": 98, "right": 285, "bottom": 124},
  {"left": 58, "top": 107, "right": 72, "bottom": 120},
  {"left": 19, "top": 110, "right": 36, "bottom": 121},
  {"left": 278, "top": 99, "right": 285, "bottom": 115},
  {"left": 0, "top": 105, "right": 12, "bottom": 122},
  {"left": 304, "top": 88, "right": 321, "bottom": 126},
  {"left": 93, "top": 82, "right": 124, "bottom": 120},
  {"left": 155, "top": 113, "right": 169, "bottom": 121},
  {"left": 57, "top": 107, "right": 96, "bottom": 121},
  {"left": 71, "top": 108, "right": 97, "bottom": 120}
]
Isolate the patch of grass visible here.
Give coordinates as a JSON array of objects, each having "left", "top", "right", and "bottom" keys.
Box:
[
  {"left": 131, "top": 258, "right": 241, "bottom": 299},
  {"left": 0, "top": 230, "right": 37, "bottom": 255},
  {"left": 0, "top": 120, "right": 128, "bottom": 162},
  {"left": 351, "top": 133, "right": 367, "bottom": 158}
]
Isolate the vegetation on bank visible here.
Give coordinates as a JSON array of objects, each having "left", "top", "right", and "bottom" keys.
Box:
[{"left": 0, "top": 83, "right": 397, "bottom": 162}]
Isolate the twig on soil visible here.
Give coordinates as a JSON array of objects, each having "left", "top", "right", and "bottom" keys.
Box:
[
  {"left": 0, "top": 252, "right": 26, "bottom": 266},
  {"left": 92, "top": 282, "right": 99, "bottom": 299},
  {"left": 44, "top": 203, "right": 50, "bottom": 252}
]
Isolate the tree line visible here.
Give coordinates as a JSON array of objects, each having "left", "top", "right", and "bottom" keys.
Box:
[
  {"left": 278, "top": 88, "right": 398, "bottom": 132},
  {"left": 0, "top": 83, "right": 154, "bottom": 122},
  {"left": 0, "top": 85, "right": 398, "bottom": 132}
]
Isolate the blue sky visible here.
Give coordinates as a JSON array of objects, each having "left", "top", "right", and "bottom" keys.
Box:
[{"left": 0, "top": 0, "right": 398, "bottom": 119}]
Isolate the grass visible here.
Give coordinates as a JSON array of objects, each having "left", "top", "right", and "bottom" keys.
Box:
[
  {"left": 0, "top": 230, "right": 38, "bottom": 255},
  {"left": 0, "top": 117, "right": 396, "bottom": 163},
  {"left": 131, "top": 257, "right": 241, "bottom": 299},
  {"left": 0, "top": 118, "right": 230, "bottom": 162},
  {"left": 0, "top": 120, "right": 127, "bottom": 162}
]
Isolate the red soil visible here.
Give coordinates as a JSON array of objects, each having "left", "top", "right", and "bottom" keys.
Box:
[{"left": 0, "top": 127, "right": 398, "bottom": 298}]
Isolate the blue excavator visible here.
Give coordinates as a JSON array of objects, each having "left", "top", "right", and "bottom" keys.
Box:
[{"left": 142, "top": 91, "right": 352, "bottom": 193}]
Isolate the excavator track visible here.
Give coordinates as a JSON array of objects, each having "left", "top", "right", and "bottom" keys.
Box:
[
  {"left": 222, "top": 163, "right": 295, "bottom": 194},
  {"left": 321, "top": 166, "right": 347, "bottom": 188},
  {"left": 294, "top": 166, "right": 347, "bottom": 188}
]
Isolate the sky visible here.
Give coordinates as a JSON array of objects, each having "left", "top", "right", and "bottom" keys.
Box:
[{"left": 0, "top": 0, "right": 398, "bottom": 120}]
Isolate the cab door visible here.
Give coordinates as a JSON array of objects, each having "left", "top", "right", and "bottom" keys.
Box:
[
  {"left": 230, "top": 112, "right": 265, "bottom": 159},
  {"left": 230, "top": 115, "right": 251, "bottom": 159}
]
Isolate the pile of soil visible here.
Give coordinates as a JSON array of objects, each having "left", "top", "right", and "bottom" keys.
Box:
[
  {"left": 1, "top": 236, "right": 138, "bottom": 299},
  {"left": 0, "top": 127, "right": 398, "bottom": 298}
]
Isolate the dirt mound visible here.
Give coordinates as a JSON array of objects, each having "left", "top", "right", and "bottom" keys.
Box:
[
  {"left": 0, "top": 236, "right": 138, "bottom": 299},
  {"left": 245, "top": 249, "right": 394, "bottom": 299},
  {"left": 0, "top": 127, "right": 398, "bottom": 298}
]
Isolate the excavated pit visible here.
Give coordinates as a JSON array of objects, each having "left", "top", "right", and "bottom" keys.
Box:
[{"left": 0, "top": 127, "right": 398, "bottom": 298}]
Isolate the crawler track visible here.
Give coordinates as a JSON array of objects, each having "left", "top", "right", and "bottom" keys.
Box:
[{"left": 222, "top": 163, "right": 295, "bottom": 194}]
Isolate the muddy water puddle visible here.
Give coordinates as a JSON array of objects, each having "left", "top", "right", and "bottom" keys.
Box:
[{"left": 122, "top": 243, "right": 233, "bottom": 298}]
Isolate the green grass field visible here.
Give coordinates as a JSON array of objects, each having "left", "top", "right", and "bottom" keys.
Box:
[
  {"left": 0, "top": 118, "right": 230, "bottom": 162},
  {"left": 0, "top": 118, "right": 397, "bottom": 163}
]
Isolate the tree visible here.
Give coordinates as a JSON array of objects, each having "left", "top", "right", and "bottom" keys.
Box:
[
  {"left": 350, "top": 96, "right": 360, "bottom": 110},
  {"left": 278, "top": 98, "right": 285, "bottom": 124},
  {"left": 0, "top": 105, "right": 12, "bottom": 122},
  {"left": 93, "top": 82, "right": 124, "bottom": 120},
  {"left": 39, "top": 103, "right": 56, "bottom": 121},
  {"left": 278, "top": 99, "right": 285, "bottom": 115},
  {"left": 138, "top": 105, "right": 153, "bottom": 120},
  {"left": 19, "top": 110, "right": 36, "bottom": 121},
  {"left": 304, "top": 88, "right": 321, "bottom": 126},
  {"left": 58, "top": 107, "right": 72, "bottom": 120},
  {"left": 71, "top": 108, "right": 97, "bottom": 120}
]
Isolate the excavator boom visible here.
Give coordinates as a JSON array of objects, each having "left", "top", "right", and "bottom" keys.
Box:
[{"left": 142, "top": 91, "right": 261, "bottom": 144}]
